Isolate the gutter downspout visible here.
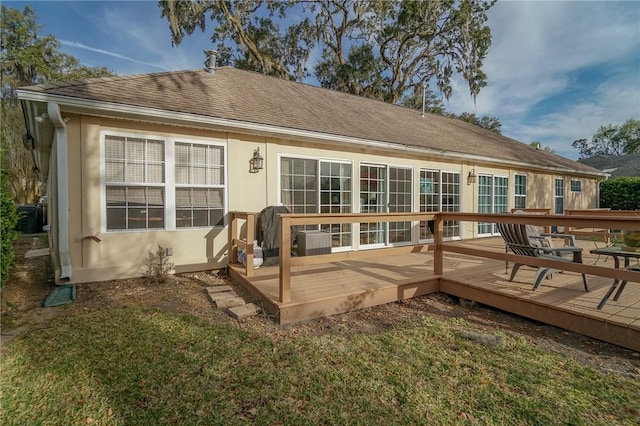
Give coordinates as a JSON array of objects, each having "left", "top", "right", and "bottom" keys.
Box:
[{"left": 47, "top": 102, "right": 72, "bottom": 281}]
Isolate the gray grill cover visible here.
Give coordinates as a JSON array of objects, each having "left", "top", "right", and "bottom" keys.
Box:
[{"left": 256, "top": 206, "right": 290, "bottom": 266}]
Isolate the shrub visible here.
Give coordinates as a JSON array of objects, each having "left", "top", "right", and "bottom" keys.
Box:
[
  {"left": 1, "top": 171, "right": 19, "bottom": 287},
  {"left": 600, "top": 177, "right": 640, "bottom": 210},
  {"left": 142, "top": 245, "right": 174, "bottom": 284}
]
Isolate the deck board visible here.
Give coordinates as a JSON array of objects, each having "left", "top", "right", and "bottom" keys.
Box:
[{"left": 229, "top": 238, "right": 640, "bottom": 351}]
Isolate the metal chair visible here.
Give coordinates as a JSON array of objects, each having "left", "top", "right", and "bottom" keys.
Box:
[{"left": 497, "top": 222, "right": 589, "bottom": 291}]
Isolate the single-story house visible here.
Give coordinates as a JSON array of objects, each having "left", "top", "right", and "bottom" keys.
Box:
[{"left": 18, "top": 58, "right": 604, "bottom": 284}]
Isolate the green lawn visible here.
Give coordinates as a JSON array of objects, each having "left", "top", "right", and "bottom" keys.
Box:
[{"left": 1, "top": 307, "right": 638, "bottom": 425}]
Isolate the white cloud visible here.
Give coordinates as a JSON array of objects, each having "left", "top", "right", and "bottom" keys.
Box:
[
  {"left": 69, "top": 2, "right": 205, "bottom": 74},
  {"left": 446, "top": 1, "right": 640, "bottom": 158},
  {"left": 509, "top": 70, "right": 640, "bottom": 158},
  {"left": 43, "top": 0, "right": 639, "bottom": 161},
  {"left": 60, "top": 40, "right": 169, "bottom": 70}
]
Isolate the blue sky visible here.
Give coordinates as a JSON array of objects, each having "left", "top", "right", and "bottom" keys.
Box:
[{"left": 7, "top": 0, "right": 640, "bottom": 160}]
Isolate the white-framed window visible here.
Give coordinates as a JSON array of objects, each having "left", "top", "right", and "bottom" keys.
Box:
[
  {"left": 360, "top": 164, "right": 387, "bottom": 246},
  {"left": 478, "top": 174, "right": 508, "bottom": 235},
  {"left": 419, "top": 169, "right": 460, "bottom": 239},
  {"left": 320, "top": 161, "right": 353, "bottom": 247},
  {"left": 280, "top": 156, "right": 353, "bottom": 248},
  {"left": 281, "top": 157, "right": 318, "bottom": 216},
  {"left": 175, "top": 142, "right": 225, "bottom": 228},
  {"left": 105, "top": 135, "right": 165, "bottom": 230},
  {"left": 554, "top": 178, "right": 565, "bottom": 214},
  {"left": 359, "top": 163, "right": 413, "bottom": 247},
  {"left": 102, "top": 132, "right": 226, "bottom": 231},
  {"left": 514, "top": 174, "right": 527, "bottom": 209},
  {"left": 570, "top": 179, "right": 582, "bottom": 193},
  {"left": 388, "top": 166, "right": 412, "bottom": 244}
]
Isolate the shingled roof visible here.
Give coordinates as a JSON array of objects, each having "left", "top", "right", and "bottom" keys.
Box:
[
  {"left": 19, "top": 67, "right": 601, "bottom": 175},
  {"left": 578, "top": 153, "right": 640, "bottom": 177}
]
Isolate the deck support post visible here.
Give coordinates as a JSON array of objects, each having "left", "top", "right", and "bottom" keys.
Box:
[
  {"left": 229, "top": 212, "right": 238, "bottom": 264},
  {"left": 434, "top": 215, "right": 443, "bottom": 276},
  {"left": 245, "top": 213, "right": 256, "bottom": 277},
  {"left": 279, "top": 215, "right": 291, "bottom": 303}
]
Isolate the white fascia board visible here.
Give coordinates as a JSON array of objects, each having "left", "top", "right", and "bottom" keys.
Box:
[{"left": 17, "top": 90, "right": 605, "bottom": 179}]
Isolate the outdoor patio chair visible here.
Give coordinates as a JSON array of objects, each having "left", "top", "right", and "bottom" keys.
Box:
[{"left": 497, "top": 222, "right": 589, "bottom": 292}]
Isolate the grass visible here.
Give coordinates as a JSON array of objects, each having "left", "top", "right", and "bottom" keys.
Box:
[{"left": 1, "top": 307, "right": 639, "bottom": 425}]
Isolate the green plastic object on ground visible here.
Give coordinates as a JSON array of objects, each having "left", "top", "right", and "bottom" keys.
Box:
[{"left": 43, "top": 284, "right": 76, "bottom": 307}]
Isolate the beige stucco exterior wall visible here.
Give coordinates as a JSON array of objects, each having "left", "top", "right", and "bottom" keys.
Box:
[
  {"left": 65, "top": 116, "right": 245, "bottom": 283},
  {"left": 58, "top": 113, "right": 601, "bottom": 283}
]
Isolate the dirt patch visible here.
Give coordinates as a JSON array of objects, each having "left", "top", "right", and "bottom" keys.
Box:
[{"left": 2, "top": 235, "right": 639, "bottom": 378}]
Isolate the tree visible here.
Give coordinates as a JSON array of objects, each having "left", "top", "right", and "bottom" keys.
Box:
[
  {"left": 618, "top": 118, "right": 640, "bottom": 154},
  {"left": 400, "top": 86, "right": 446, "bottom": 115},
  {"left": 160, "top": 0, "right": 496, "bottom": 104},
  {"left": 571, "top": 119, "right": 640, "bottom": 159},
  {"left": 600, "top": 177, "right": 640, "bottom": 211},
  {"left": 1, "top": 5, "right": 114, "bottom": 203},
  {"left": 529, "top": 141, "right": 555, "bottom": 154},
  {"left": 452, "top": 112, "right": 501, "bottom": 134},
  {"left": 0, "top": 171, "right": 18, "bottom": 287}
]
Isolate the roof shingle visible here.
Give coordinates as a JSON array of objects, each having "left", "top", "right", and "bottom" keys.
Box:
[{"left": 20, "top": 67, "right": 600, "bottom": 174}]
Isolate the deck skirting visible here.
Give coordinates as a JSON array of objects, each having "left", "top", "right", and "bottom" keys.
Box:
[
  {"left": 277, "top": 279, "right": 440, "bottom": 324},
  {"left": 440, "top": 278, "right": 640, "bottom": 352}
]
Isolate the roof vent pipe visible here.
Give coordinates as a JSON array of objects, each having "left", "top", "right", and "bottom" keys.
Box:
[{"left": 205, "top": 49, "right": 218, "bottom": 74}]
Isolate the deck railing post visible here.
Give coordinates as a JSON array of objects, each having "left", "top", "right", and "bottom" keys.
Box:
[
  {"left": 279, "top": 215, "right": 291, "bottom": 303},
  {"left": 246, "top": 213, "right": 255, "bottom": 277},
  {"left": 434, "top": 214, "right": 443, "bottom": 275},
  {"left": 229, "top": 212, "right": 238, "bottom": 264}
]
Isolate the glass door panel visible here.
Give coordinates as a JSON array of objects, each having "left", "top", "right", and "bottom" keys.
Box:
[
  {"left": 478, "top": 175, "right": 493, "bottom": 234},
  {"left": 554, "top": 178, "right": 564, "bottom": 214},
  {"left": 360, "top": 165, "right": 386, "bottom": 246},
  {"left": 388, "top": 167, "right": 412, "bottom": 244},
  {"left": 320, "top": 162, "right": 352, "bottom": 248},
  {"left": 478, "top": 175, "right": 509, "bottom": 235}
]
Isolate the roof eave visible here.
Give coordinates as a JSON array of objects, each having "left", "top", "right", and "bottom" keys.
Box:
[{"left": 17, "top": 90, "right": 605, "bottom": 179}]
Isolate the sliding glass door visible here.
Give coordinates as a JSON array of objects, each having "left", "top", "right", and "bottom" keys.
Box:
[
  {"left": 281, "top": 157, "right": 352, "bottom": 249},
  {"left": 359, "top": 164, "right": 387, "bottom": 247},
  {"left": 359, "top": 164, "right": 413, "bottom": 247},
  {"left": 478, "top": 174, "right": 508, "bottom": 235},
  {"left": 419, "top": 170, "right": 461, "bottom": 239}
]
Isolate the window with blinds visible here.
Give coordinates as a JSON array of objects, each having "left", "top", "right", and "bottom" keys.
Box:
[
  {"left": 105, "top": 135, "right": 165, "bottom": 230},
  {"left": 175, "top": 142, "right": 225, "bottom": 228},
  {"left": 103, "top": 133, "right": 226, "bottom": 231}
]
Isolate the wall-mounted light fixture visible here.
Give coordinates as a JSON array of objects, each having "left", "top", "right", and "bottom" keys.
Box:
[
  {"left": 249, "top": 147, "right": 264, "bottom": 173},
  {"left": 467, "top": 168, "right": 477, "bottom": 185}
]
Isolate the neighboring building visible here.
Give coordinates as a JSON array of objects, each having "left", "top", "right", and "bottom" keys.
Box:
[
  {"left": 18, "top": 62, "right": 603, "bottom": 284},
  {"left": 578, "top": 153, "right": 640, "bottom": 177}
]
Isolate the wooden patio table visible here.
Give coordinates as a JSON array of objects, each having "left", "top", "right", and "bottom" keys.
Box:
[{"left": 590, "top": 246, "right": 640, "bottom": 309}]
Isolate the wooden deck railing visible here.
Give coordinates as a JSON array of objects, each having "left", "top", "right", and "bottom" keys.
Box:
[
  {"left": 229, "top": 210, "right": 640, "bottom": 303},
  {"left": 228, "top": 211, "right": 257, "bottom": 277},
  {"left": 278, "top": 213, "right": 438, "bottom": 303},
  {"left": 439, "top": 212, "right": 640, "bottom": 288},
  {"left": 564, "top": 209, "right": 640, "bottom": 244}
]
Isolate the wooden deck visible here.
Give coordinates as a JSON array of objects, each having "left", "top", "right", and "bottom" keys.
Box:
[{"left": 229, "top": 237, "right": 640, "bottom": 351}]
